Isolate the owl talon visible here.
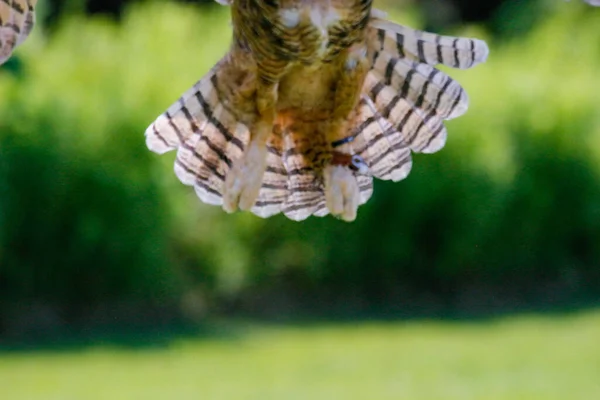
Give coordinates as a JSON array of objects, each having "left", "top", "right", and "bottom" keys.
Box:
[
  {"left": 324, "top": 165, "right": 360, "bottom": 222},
  {"left": 331, "top": 151, "right": 370, "bottom": 175},
  {"left": 223, "top": 142, "right": 268, "bottom": 212}
]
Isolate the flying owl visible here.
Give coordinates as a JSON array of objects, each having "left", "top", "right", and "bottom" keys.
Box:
[
  {"left": 0, "top": 0, "right": 36, "bottom": 64},
  {"left": 146, "top": 0, "right": 489, "bottom": 221},
  {"left": 9, "top": 2, "right": 592, "bottom": 222}
]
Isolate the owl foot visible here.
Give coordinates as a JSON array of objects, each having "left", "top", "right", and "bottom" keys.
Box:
[
  {"left": 324, "top": 164, "right": 360, "bottom": 222},
  {"left": 222, "top": 142, "right": 268, "bottom": 213}
]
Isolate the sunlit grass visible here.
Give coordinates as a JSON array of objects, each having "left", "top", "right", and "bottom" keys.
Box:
[{"left": 1, "top": 310, "right": 599, "bottom": 400}]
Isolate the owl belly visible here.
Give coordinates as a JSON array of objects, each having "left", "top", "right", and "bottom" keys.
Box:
[
  {"left": 277, "top": 1, "right": 358, "bottom": 63},
  {"left": 275, "top": 2, "right": 364, "bottom": 112},
  {"left": 283, "top": 3, "right": 341, "bottom": 58},
  {"left": 276, "top": 62, "right": 339, "bottom": 117}
]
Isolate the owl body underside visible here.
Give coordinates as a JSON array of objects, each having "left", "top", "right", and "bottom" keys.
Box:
[
  {"left": 0, "top": 1, "right": 596, "bottom": 220},
  {"left": 1, "top": 0, "right": 490, "bottom": 222},
  {"left": 147, "top": 0, "right": 489, "bottom": 221}
]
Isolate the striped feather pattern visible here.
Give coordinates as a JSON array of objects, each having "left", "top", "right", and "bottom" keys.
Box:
[
  {"left": 275, "top": 126, "right": 373, "bottom": 221},
  {"left": 146, "top": 56, "right": 249, "bottom": 207},
  {"left": 147, "top": 7, "right": 488, "bottom": 221},
  {"left": 251, "top": 128, "right": 289, "bottom": 218},
  {"left": 349, "top": 91, "right": 413, "bottom": 182},
  {"left": 369, "top": 51, "right": 469, "bottom": 121},
  {"left": 361, "top": 19, "right": 488, "bottom": 159},
  {"left": 368, "top": 17, "right": 489, "bottom": 69},
  {"left": 0, "top": 0, "right": 36, "bottom": 64}
]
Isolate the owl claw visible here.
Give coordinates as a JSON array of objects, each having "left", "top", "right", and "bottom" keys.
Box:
[
  {"left": 324, "top": 165, "right": 360, "bottom": 222},
  {"left": 223, "top": 142, "right": 268, "bottom": 213}
]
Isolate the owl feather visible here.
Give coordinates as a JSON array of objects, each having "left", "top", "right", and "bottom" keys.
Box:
[{"left": 146, "top": 2, "right": 488, "bottom": 221}]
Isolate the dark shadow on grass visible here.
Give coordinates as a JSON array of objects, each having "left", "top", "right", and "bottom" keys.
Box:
[
  {"left": 1, "top": 299, "right": 599, "bottom": 354},
  {"left": 0, "top": 319, "right": 248, "bottom": 354}
]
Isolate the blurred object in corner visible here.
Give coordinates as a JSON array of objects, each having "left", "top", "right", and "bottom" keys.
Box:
[
  {"left": 0, "top": 0, "right": 37, "bottom": 65},
  {"left": 566, "top": 0, "right": 600, "bottom": 5}
]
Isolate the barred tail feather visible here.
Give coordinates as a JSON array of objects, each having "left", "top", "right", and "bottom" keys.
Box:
[
  {"left": 356, "top": 175, "right": 374, "bottom": 205},
  {"left": 145, "top": 56, "right": 250, "bottom": 208},
  {"left": 370, "top": 51, "right": 470, "bottom": 121},
  {"left": 253, "top": 123, "right": 375, "bottom": 221},
  {"left": 146, "top": 58, "right": 234, "bottom": 154},
  {"left": 251, "top": 130, "right": 289, "bottom": 218},
  {"left": 173, "top": 111, "right": 248, "bottom": 207},
  {"left": 350, "top": 93, "right": 413, "bottom": 182},
  {"left": 369, "top": 12, "right": 489, "bottom": 69},
  {"left": 280, "top": 156, "right": 326, "bottom": 221},
  {"left": 362, "top": 67, "right": 449, "bottom": 155},
  {"left": 277, "top": 122, "right": 374, "bottom": 221}
]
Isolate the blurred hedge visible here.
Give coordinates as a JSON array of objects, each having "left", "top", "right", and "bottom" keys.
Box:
[{"left": 0, "top": 2, "right": 599, "bottom": 331}]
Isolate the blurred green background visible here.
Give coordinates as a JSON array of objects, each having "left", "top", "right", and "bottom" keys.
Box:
[{"left": 0, "top": 0, "right": 599, "bottom": 398}]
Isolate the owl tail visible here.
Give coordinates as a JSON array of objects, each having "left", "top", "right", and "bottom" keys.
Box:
[
  {"left": 339, "top": 10, "right": 489, "bottom": 183},
  {"left": 0, "top": 0, "right": 37, "bottom": 64}
]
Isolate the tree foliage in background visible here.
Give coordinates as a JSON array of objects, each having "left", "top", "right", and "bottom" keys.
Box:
[
  {"left": 0, "top": 2, "right": 599, "bottom": 334},
  {"left": 40, "top": 0, "right": 534, "bottom": 32}
]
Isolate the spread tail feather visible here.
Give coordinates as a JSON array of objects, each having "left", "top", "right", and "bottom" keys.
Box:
[{"left": 253, "top": 121, "right": 373, "bottom": 222}]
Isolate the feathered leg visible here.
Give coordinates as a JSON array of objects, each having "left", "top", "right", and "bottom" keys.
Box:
[
  {"left": 323, "top": 44, "right": 370, "bottom": 221},
  {"left": 223, "top": 63, "right": 286, "bottom": 212}
]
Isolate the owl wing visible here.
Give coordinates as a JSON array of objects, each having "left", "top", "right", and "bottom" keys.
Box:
[
  {"left": 146, "top": 10, "right": 488, "bottom": 221},
  {"left": 146, "top": 52, "right": 256, "bottom": 208},
  {"left": 145, "top": 50, "right": 372, "bottom": 222},
  {"left": 348, "top": 14, "right": 489, "bottom": 182},
  {"left": 0, "top": 0, "right": 36, "bottom": 65},
  {"left": 146, "top": 48, "right": 313, "bottom": 219}
]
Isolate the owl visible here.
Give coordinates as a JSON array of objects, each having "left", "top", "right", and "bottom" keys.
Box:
[
  {"left": 0, "top": 0, "right": 36, "bottom": 64},
  {"left": 146, "top": 0, "right": 489, "bottom": 221}
]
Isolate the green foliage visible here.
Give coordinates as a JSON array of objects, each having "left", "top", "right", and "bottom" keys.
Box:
[{"left": 0, "top": 2, "right": 598, "bottom": 322}]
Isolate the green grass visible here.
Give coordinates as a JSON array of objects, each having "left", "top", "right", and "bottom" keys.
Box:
[{"left": 1, "top": 311, "right": 599, "bottom": 399}]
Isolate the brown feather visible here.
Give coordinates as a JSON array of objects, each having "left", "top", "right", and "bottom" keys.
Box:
[{"left": 147, "top": 2, "right": 488, "bottom": 221}]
